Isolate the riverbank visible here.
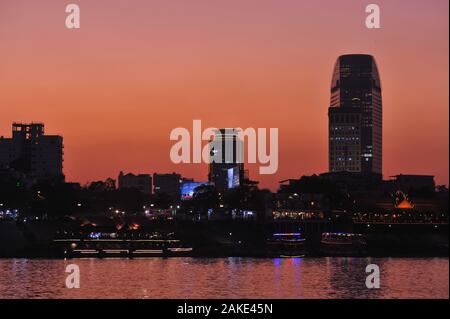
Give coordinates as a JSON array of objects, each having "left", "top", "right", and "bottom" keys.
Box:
[{"left": 1, "top": 220, "right": 448, "bottom": 258}]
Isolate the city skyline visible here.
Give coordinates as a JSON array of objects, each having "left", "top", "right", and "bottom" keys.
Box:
[
  {"left": 0, "top": 1, "right": 448, "bottom": 303},
  {"left": 0, "top": 0, "right": 448, "bottom": 191}
]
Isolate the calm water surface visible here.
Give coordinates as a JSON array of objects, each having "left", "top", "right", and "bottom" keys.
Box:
[{"left": 0, "top": 257, "right": 447, "bottom": 299}]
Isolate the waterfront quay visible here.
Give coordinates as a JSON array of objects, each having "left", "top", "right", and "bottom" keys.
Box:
[{"left": 0, "top": 210, "right": 448, "bottom": 258}]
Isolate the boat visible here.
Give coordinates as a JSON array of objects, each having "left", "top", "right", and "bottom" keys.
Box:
[
  {"left": 53, "top": 231, "right": 194, "bottom": 258},
  {"left": 320, "top": 232, "right": 367, "bottom": 256},
  {"left": 266, "top": 232, "right": 307, "bottom": 257}
]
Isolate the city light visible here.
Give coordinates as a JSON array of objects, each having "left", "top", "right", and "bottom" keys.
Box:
[{"left": 0, "top": 1, "right": 447, "bottom": 302}]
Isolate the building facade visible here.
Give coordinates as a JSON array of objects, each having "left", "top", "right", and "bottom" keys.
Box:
[
  {"left": 389, "top": 174, "right": 436, "bottom": 193},
  {"left": 118, "top": 171, "right": 152, "bottom": 194},
  {"left": 153, "top": 172, "right": 182, "bottom": 202},
  {"left": 208, "top": 128, "right": 244, "bottom": 192},
  {"left": 0, "top": 123, "right": 64, "bottom": 182},
  {"left": 328, "top": 54, "right": 382, "bottom": 176}
]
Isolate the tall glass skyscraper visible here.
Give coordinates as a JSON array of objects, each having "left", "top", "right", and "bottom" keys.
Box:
[{"left": 328, "top": 54, "right": 382, "bottom": 176}]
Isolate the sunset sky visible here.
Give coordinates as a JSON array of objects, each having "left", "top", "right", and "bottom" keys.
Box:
[{"left": 0, "top": 0, "right": 448, "bottom": 190}]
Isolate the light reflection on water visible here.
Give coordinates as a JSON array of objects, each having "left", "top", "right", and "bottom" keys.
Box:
[{"left": 0, "top": 257, "right": 447, "bottom": 299}]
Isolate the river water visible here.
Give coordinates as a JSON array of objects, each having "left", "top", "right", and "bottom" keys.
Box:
[{"left": 0, "top": 257, "right": 447, "bottom": 298}]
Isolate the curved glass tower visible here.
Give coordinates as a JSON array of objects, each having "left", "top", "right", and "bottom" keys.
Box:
[{"left": 328, "top": 54, "right": 382, "bottom": 175}]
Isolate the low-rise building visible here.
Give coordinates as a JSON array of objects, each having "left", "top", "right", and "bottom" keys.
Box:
[{"left": 118, "top": 171, "right": 152, "bottom": 194}]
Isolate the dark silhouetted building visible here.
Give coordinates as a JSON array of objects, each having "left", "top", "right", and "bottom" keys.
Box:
[
  {"left": 0, "top": 123, "right": 63, "bottom": 182},
  {"left": 328, "top": 54, "right": 382, "bottom": 176},
  {"left": 208, "top": 128, "right": 244, "bottom": 192},
  {"left": 118, "top": 171, "right": 152, "bottom": 194},
  {"left": 153, "top": 172, "right": 182, "bottom": 202},
  {"left": 389, "top": 174, "right": 435, "bottom": 193}
]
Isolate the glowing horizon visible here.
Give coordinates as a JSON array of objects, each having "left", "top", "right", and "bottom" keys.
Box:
[{"left": 0, "top": 0, "right": 448, "bottom": 190}]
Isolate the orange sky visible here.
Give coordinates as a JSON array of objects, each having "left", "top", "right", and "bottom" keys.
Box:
[{"left": 0, "top": 0, "right": 448, "bottom": 190}]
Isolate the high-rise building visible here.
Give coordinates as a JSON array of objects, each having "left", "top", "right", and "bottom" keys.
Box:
[
  {"left": 0, "top": 123, "right": 64, "bottom": 182},
  {"left": 118, "top": 171, "right": 152, "bottom": 194},
  {"left": 328, "top": 54, "right": 382, "bottom": 176},
  {"left": 208, "top": 128, "right": 244, "bottom": 192}
]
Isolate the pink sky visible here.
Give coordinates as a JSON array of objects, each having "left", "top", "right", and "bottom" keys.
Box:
[{"left": 0, "top": 0, "right": 448, "bottom": 190}]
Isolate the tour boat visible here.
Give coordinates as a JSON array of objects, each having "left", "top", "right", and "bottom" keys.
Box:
[
  {"left": 54, "top": 233, "right": 194, "bottom": 258},
  {"left": 266, "top": 232, "right": 307, "bottom": 257},
  {"left": 320, "top": 232, "right": 367, "bottom": 256}
]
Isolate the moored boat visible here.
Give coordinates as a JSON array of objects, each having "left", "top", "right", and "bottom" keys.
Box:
[
  {"left": 266, "top": 232, "right": 307, "bottom": 257},
  {"left": 320, "top": 232, "right": 367, "bottom": 256},
  {"left": 54, "top": 231, "right": 194, "bottom": 258}
]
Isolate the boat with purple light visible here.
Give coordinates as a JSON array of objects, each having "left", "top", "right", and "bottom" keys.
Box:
[{"left": 266, "top": 232, "right": 307, "bottom": 257}]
